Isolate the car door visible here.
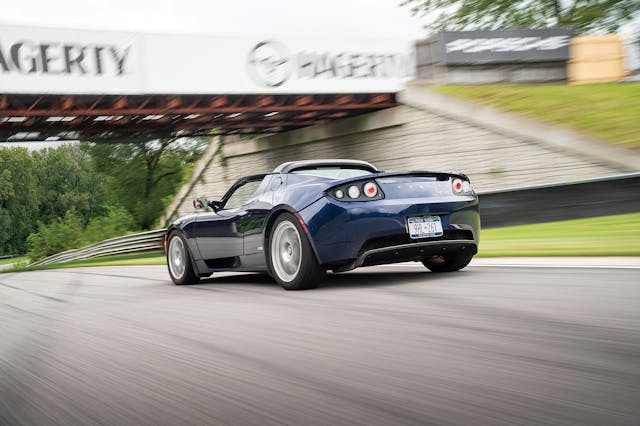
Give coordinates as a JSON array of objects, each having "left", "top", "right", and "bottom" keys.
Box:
[
  {"left": 195, "top": 177, "right": 265, "bottom": 260},
  {"left": 241, "top": 176, "right": 278, "bottom": 256}
]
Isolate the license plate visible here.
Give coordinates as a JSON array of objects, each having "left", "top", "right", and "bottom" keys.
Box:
[{"left": 407, "top": 216, "right": 443, "bottom": 239}]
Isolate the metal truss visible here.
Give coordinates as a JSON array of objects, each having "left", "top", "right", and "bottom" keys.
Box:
[{"left": 0, "top": 93, "right": 397, "bottom": 142}]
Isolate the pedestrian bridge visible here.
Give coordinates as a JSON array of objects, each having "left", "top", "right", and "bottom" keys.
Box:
[{"left": 0, "top": 24, "right": 413, "bottom": 141}]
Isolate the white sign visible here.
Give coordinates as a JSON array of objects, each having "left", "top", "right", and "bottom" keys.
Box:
[
  {"left": 0, "top": 24, "right": 415, "bottom": 94},
  {"left": 0, "top": 25, "right": 140, "bottom": 94},
  {"left": 445, "top": 36, "right": 570, "bottom": 54}
]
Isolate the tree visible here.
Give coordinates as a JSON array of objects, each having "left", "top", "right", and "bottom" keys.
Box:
[
  {"left": 83, "top": 136, "right": 207, "bottom": 229},
  {"left": 0, "top": 147, "right": 39, "bottom": 255},
  {"left": 0, "top": 144, "right": 109, "bottom": 255},
  {"left": 0, "top": 137, "right": 206, "bottom": 255},
  {"left": 402, "top": 0, "right": 640, "bottom": 34},
  {"left": 32, "top": 144, "right": 106, "bottom": 225}
]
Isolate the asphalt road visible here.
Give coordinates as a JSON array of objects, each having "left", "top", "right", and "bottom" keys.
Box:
[{"left": 1, "top": 264, "right": 639, "bottom": 425}]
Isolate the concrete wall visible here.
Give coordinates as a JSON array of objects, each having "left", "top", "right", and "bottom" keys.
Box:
[
  {"left": 416, "top": 62, "right": 567, "bottom": 85},
  {"left": 160, "top": 86, "right": 638, "bottom": 225},
  {"left": 444, "top": 63, "right": 567, "bottom": 84}
]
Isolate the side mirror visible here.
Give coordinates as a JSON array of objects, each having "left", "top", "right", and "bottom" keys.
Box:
[
  {"left": 193, "top": 198, "right": 207, "bottom": 209},
  {"left": 194, "top": 198, "right": 222, "bottom": 212}
]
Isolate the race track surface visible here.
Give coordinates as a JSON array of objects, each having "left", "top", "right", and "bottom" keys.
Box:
[{"left": 1, "top": 264, "right": 639, "bottom": 425}]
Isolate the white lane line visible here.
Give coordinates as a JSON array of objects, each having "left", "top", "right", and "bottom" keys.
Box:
[
  {"left": 471, "top": 264, "right": 640, "bottom": 270},
  {"left": 384, "top": 263, "right": 640, "bottom": 270}
]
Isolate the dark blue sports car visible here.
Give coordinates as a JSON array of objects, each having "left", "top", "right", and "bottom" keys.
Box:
[{"left": 165, "top": 159, "right": 480, "bottom": 289}]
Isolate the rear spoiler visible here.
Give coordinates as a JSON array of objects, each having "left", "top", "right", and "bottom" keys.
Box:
[
  {"left": 375, "top": 171, "right": 470, "bottom": 182},
  {"left": 324, "top": 170, "right": 470, "bottom": 192}
]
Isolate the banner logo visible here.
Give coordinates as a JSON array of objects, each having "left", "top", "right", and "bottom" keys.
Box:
[
  {"left": 247, "top": 41, "right": 291, "bottom": 87},
  {"left": 248, "top": 40, "right": 414, "bottom": 88}
]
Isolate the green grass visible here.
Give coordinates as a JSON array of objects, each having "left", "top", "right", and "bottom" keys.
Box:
[
  {"left": 1, "top": 252, "right": 166, "bottom": 273},
  {"left": 478, "top": 212, "right": 640, "bottom": 257},
  {"left": 434, "top": 83, "right": 640, "bottom": 150},
  {"left": 0, "top": 256, "right": 27, "bottom": 265}
]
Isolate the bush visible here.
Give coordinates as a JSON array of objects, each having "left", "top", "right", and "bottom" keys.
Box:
[
  {"left": 27, "top": 207, "right": 136, "bottom": 261},
  {"left": 84, "top": 206, "right": 136, "bottom": 243},
  {"left": 27, "top": 210, "right": 85, "bottom": 261}
]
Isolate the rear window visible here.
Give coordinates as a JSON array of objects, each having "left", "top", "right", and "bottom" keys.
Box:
[{"left": 291, "top": 167, "right": 373, "bottom": 179}]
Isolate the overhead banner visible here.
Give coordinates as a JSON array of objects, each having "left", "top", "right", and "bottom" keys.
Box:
[
  {"left": 0, "top": 24, "right": 415, "bottom": 94},
  {"left": 0, "top": 25, "right": 140, "bottom": 94},
  {"left": 423, "top": 28, "right": 571, "bottom": 65}
]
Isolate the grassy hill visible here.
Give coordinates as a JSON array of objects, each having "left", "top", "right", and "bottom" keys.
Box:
[
  {"left": 479, "top": 212, "right": 640, "bottom": 257},
  {"left": 435, "top": 83, "right": 640, "bottom": 150}
]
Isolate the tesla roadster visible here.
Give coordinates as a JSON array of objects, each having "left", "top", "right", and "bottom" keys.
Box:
[{"left": 165, "top": 159, "right": 480, "bottom": 290}]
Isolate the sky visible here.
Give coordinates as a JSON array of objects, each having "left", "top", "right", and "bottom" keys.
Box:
[{"left": 0, "top": 0, "right": 427, "bottom": 40}]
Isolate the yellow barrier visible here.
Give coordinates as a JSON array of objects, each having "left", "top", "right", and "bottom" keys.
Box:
[{"left": 569, "top": 34, "right": 627, "bottom": 83}]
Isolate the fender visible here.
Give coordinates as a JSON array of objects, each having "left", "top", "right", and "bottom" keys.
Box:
[
  {"left": 165, "top": 226, "right": 207, "bottom": 278},
  {"left": 261, "top": 205, "right": 323, "bottom": 266}
]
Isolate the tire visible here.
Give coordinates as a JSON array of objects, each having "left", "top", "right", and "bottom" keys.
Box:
[
  {"left": 166, "top": 231, "right": 199, "bottom": 285},
  {"left": 422, "top": 251, "right": 474, "bottom": 273},
  {"left": 267, "top": 213, "right": 325, "bottom": 290}
]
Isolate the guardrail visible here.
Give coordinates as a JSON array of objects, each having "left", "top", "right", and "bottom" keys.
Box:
[
  {"left": 31, "top": 229, "right": 166, "bottom": 266},
  {"left": 479, "top": 173, "right": 640, "bottom": 228},
  {"left": 0, "top": 254, "right": 24, "bottom": 261}
]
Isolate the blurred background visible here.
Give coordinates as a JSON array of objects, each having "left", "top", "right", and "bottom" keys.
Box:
[
  {"left": 2, "top": 3, "right": 640, "bottom": 426},
  {"left": 0, "top": 0, "right": 638, "bottom": 266}
]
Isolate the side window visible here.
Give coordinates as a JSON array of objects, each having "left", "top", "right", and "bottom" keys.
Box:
[{"left": 222, "top": 180, "right": 263, "bottom": 210}]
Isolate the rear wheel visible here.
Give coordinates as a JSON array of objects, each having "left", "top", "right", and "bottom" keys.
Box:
[
  {"left": 167, "top": 231, "right": 198, "bottom": 285},
  {"left": 268, "top": 213, "right": 325, "bottom": 290},
  {"left": 422, "top": 251, "right": 474, "bottom": 273}
]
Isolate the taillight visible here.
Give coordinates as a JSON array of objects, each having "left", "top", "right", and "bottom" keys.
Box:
[
  {"left": 329, "top": 180, "right": 384, "bottom": 201},
  {"left": 452, "top": 178, "right": 472, "bottom": 195},
  {"left": 363, "top": 182, "right": 378, "bottom": 197},
  {"left": 452, "top": 178, "right": 463, "bottom": 193},
  {"left": 347, "top": 185, "right": 361, "bottom": 199}
]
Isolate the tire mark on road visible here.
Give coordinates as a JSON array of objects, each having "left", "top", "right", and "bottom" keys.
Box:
[{"left": 0, "top": 281, "right": 67, "bottom": 303}]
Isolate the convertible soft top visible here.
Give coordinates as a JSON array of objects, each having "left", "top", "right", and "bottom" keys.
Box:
[{"left": 273, "top": 159, "right": 377, "bottom": 174}]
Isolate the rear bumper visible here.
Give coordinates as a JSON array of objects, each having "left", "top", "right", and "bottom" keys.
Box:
[
  {"left": 298, "top": 195, "right": 480, "bottom": 268},
  {"left": 352, "top": 240, "right": 476, "bottom": 271}
]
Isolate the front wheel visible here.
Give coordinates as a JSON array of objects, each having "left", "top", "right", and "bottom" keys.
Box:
[
  {"left": 422, "top": 251, "right": 474, "bottom": 273},
  {"left": 166, "top": 231, "right": 199, "bottom": 285},
  {"left": 268, "top": 213, "right": 325, "bottom": 290}
]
